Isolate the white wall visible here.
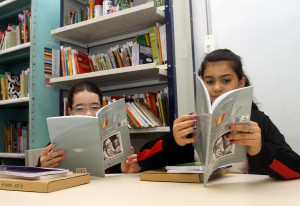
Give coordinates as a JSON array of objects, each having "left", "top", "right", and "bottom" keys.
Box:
[{"left": 191, "top": 0, "right": 300, "bottom": 153}]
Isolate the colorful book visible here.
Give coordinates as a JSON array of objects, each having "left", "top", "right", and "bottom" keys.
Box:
[
  {"left": 75, "top": 51, "right": 93, "bottom": 74},
  {"left": 149, "top": 26, "right": 160, "bottom": 65}
]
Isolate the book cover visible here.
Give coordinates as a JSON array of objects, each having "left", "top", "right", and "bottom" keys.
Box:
[
  {"left": 47, "top": 99, "right": 131, "bottom": 177},
  {"left": 193, "top": 76, "right": 253, "bottom": 186},
  {"left": 6, "top": 72, "right": 21, "bottom": 99},
  {"left": 140, "top": 168, "right": 227, "bottom": 183},
  {"left": 75, "top": 51, "right": 93, "bottom": 74},
  {"left": 148, "top": 26, "right": 160, "bottom": 65},
  {"left": 145, "top": 92, "right": 159, "bottom": 117},
  {"left": 136, "top": 33, "right": 150, "bottom": 46},
  {"left": 0, "top": 166, "right": 70, "bottom": 180},
  {"left": 0, "top": 173, "right": 90, "bottom": 193}
]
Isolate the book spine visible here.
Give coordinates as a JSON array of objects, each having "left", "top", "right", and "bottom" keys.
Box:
[
  {"left": 149, "top": 26, "right": 160, "bottom": 65},
  {"left": 125, "top": 105, "right": 143, "bottom": 128}
]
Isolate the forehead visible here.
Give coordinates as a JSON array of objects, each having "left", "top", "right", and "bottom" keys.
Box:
[
  {"left": 73, "top": 90, "right": 100, "bottom": 105},
  {"left": 204, "top": 61, "right": 237, "bottom": 78}
]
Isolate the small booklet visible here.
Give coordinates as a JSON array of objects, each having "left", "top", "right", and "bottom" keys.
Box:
[
  {"left": 193, "top": 76, "right": 253, "bottom": 186},
  {"left": 47, "top": 98, "right": 131, "bottom": 177},
  {"left": 0, "top": 166, "right": 71, "bottom": 180},
  {"left": 166, "top": 162, "right": 205, "bottom": 171},
  {"left": 166, "top": 162, "right": 232, "bottom": 174}
]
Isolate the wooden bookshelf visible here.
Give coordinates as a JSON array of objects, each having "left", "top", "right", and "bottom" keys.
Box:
[
  {"left": 51, "top": 2, "right": 165, "bottom": 47},
  {"left": 50, "top": 63, "right": 168, "bottom": 91}
]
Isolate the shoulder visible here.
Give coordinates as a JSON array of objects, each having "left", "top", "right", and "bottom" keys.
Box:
[
  {"left": 250, "top": 110, "right": 271, "bottom": 125},
  {"left": 250, "top": 109, "right": 282, "bottom": 139}
]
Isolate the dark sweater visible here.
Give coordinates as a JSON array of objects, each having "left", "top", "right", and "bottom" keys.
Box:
[{"left": 137, "top": 110, "right": 300, "bottom": 179}]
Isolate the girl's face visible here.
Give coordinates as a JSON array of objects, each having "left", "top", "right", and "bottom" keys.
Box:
[
  {"left": 203, "top": 61, "right": 245, "bottom": 103},
  {"left": 68, "top": 90, "right": 101, "bottom": 116}
]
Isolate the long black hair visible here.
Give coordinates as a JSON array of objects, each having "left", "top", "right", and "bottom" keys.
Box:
[
  {"left": 198, "top": 49, "right": 258, "bottom": 110},
  {"left": 68, "top": 81, "right": 103, "bottom": 109}
]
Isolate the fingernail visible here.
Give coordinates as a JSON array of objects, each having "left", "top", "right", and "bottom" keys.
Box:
[
  {"left": 225, "top": 135, "right": 229, "bottom": 138},
  {"left": 193, "top": 137, "right": 198, "bottom": 141},
  {"left": 193, "top": 120, "right": 197, "bottom": 124},
  {"left": 193, "top": 126, "right": 197, "bottom": 130},
  {"left": 194, "top": 114, "right": 198, "bottom": 118},
  {"left": 227, "top": 126, "right": 231, "bottom": 130}
]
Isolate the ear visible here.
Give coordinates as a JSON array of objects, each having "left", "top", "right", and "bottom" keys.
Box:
[
  {"left": 239, "top": 77, "right": 246, "bottom": 88},
  {"left": 68, "top": 107, "right": 72, "bottom": 115}
]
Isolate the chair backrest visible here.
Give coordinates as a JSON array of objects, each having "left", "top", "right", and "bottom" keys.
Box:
[{"left": 25, "top": 148, "right": 44, "bottom": 167}]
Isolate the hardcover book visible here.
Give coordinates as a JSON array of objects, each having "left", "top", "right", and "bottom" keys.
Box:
[
  {"left": 47, "top": 99, "right": 131, "bottom": 177},
  {"left": 193, "top": 76, "right": 253, "bottom": 186},
  {"left": 75, "top": 51, "right": 93, "bottom": 74},
  {"left": 0, "top": 173, "right": 90, "bottom": 193}
]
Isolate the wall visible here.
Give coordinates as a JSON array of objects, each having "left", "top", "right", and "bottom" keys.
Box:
[{"left": 191, "top": 0, "right": 300, "bottom": 153}]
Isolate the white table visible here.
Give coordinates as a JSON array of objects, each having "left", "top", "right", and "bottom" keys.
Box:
[{"left": 1, "top": 173, "right": 299, "bottom": 206}]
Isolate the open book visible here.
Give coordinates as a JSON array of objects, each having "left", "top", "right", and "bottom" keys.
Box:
[
  {"left": 193, "top": 76, "right": 253, "bottom": 186},
  {"left": 47, "top": 98, "right": 131, "bottom": 177}
]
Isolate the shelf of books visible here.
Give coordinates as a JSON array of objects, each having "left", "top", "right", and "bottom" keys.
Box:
[
  {"left": 50, "top": 63, "right": 167, "bottom": 91},
  {"left": 51, "top": 2, "right": 165, "bottom": 47},
  {"left": 50, "top": 0, "right": 169, "bottom": 140},
  {"left": 0, "top": 0, "right": 61, "bottom": 164}
]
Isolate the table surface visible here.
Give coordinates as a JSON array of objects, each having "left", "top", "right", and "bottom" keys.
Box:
[{"left": 1, "top": 173, "right": 299, "bottom": 206}]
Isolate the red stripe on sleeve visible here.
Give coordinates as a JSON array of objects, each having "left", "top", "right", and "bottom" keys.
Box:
[
  {"left": 269, "top": 159, "right": 300, "bottom": 179},
  {"left": 137, "top": 140, "right": 163, "bottom": 161}
]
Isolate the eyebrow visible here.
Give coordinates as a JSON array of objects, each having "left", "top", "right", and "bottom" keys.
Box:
[
  {"left": 74, "top": 102, "right": 100, "bottom": 107},
  {"left": 203, "top": 74, "right": 233, "bottom": 79}
]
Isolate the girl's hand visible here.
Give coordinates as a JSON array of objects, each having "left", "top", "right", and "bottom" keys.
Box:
[
  {"left": 121, "top": 147, "right": 141, "bottom": 173},
  {"left": 173, "top": 114, "right": 199, "bottom": 146},
  {"left": 39, "top": 144, "right": 66, "bottom": 168},
  {"left": 225, "top": 121, "right": 262, "bottom": 156}
]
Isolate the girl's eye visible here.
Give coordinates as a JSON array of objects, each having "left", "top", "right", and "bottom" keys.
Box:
[
  {"left": 224, "top": 79, "right": 231, "bottom": 83},
  {"left": 205, "top": 80, "right": 214, "bottom": 85}
]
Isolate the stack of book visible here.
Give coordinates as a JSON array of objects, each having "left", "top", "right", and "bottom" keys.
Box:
[
  {"left": 0, "top": 166, "right": 90, "bottom": 193},
  {"left": 140, "top": 162, "right": 229, "bottom": 183}
]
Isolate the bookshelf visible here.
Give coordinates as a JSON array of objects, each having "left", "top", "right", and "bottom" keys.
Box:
[
  {"left": 51, "top": 63, "right": 168, "bottom": 91},
  {"left": 49, "top": 0, "right": 173, "bottom": 150},
  {"left": 0, "top": 42, "right": 30, "bottom": 65},
  {"left": 51, "top": 2, "right": 165, "bottom": 47},
  {"left": 0, "top": 0, "right": 61, "bottom": 164}
]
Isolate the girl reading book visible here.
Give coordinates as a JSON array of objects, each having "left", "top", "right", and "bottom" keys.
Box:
[
  {"left": 137, "top": 49, "right": 300, "bottom": 179},
  {"left": 37, "top": 81, "right": 141, "bottom": 173}
]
